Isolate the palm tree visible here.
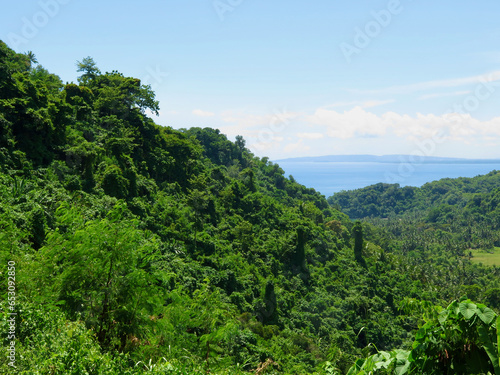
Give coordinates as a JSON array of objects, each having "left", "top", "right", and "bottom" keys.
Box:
[{"left": 26, "top": 51, "right": 38, "bottom": 67}]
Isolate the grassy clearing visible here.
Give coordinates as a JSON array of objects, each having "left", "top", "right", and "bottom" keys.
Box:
[{"left": 469, "top": 247, "right": 500, "bottom": 267}]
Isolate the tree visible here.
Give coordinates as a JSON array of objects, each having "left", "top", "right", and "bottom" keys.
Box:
[
  {"left": 235, "top": 135, "right": 246, "bottom": 152},
  {"left": 25, "top": 50, "right": 38, "bottom": 67},
  {"left": 242, "top": 168, "right": 256, "bottom": 192},
  {"left": 187, "top": 188, "right": 209, "bottom": 251},
  {"left": 101, "top": 164, "right": 129, "bottom": 198},
  {"left": 257, "top": 280, "right": 278, "bottom": 325},
  {"left": 353, "top": 221, "right": 364, "bottom": 264},
  {"left": 77, "top": 56, "right": 101, "bottom": 85},
  {"left": 30, "top": 65, "right": 64, "bottom": 93},
  {"left": 29, "top": 206, "right": 46, "bottom": 250},
  {"left": 164, "top": 281, "right": 238, "bottom": 371},
  {"left": 292, "top": 225, "right": 307, "bottom": 271},
  {"left": 92, "top": 72, "right": 160, "bottom": 118},
  {"left": 34, "top": 202, "right": 162, "bottom": 349},
  {"left": 0, "top": 46, "right": 70, "bottom": 165}
]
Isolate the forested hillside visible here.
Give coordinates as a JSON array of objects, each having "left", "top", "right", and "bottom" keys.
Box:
[
  {"left": 2, "top": 40, "right": 500, "bottom": 374},
  {"left": 330, "top": 174, "right": 500, "bottom": 305},
  {"left": 329, "top": 175, "right": 500, "bottom": 373}
]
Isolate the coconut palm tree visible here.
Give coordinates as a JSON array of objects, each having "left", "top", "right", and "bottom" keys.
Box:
[{"left": 26, "top": 50, "right": 38, "bottom": 67}]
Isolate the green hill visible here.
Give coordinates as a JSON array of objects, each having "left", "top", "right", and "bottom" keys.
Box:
[
  {"left": 2, "top": 40, "right": 500, "bottom": 374},
  {"left": 329, "top": 172, "right": 500, "bottom": 300}
]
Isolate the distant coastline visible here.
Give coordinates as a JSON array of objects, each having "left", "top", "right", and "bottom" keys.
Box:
[
  {"left": 274, "top": 154, "right": 500, "bottom": 165},
  {"left": 272, "top": 156, "right": 500, "bottom": 196}
]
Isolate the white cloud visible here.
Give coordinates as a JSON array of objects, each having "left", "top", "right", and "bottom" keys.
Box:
[
  {"left": 221, "top": 113, "right": 270, "bottom": 128},
  {"left": 219, "top": 109, "right": 300, "bottom": 141},
  {"left": 192, "top": 109, "right": 215, "bottom": 117},
  {"left": 248, "top": 140, "right": 278, "bottom": 153},
  {"left": 362, "top": 100, "right": 396, "bottom": 108},
  {"left": 306, "top": 106, "right": 500, "bottom": 143},
  {"left": 215, "top": 109, "right": 302, "bottom": 157},
  {"left": 221, "top": 109, "right": 300, "bottom": 128},
  {"left": 283, "top": 139, "right": 310, "bottom": 154},
  {"left": 306, "top": 106, "right": 388, "bottom": 139},
  {"left": 195, "top": 105, "right": 500, "bottom": 159},
  {"left": 352, "top": 70, "right": 500, "bottom": 95},
  {"left": 323, "top": 100, "right": 360, "bottom": 108},
  {"left": 418, "top": 90, "right": 472, "bottom": 100},
  {"left": 297, "top": 132, "right": 324, "bottom": 140},
  {"left": 324, "top": 99, "right": 395, "bottom": 109}
]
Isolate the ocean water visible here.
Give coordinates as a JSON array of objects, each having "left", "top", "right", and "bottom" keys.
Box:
[{"left": 276, "top": 161, "right": 500, "bottom": 198}]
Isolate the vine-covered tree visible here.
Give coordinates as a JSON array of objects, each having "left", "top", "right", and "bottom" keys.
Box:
[{"left": 353, "top": 221, "right": 364, "bottom": 264}]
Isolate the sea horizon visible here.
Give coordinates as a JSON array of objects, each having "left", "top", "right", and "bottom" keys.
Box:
[{"left": 274, "top": 156, "right": 500, "bottom": 197}]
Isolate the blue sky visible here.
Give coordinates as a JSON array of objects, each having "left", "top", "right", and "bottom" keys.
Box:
[{"left": 2, "top": 0, "right": 500, "bottom": 159}]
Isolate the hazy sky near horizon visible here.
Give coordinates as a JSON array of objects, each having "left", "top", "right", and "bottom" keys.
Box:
[{"left": 2, "top": 0, "right": 500, "bottom": 160}]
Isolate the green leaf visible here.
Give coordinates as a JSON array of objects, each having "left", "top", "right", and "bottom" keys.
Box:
[
  {"left": 346, "top": 358, "right": 366, "bottom": 375},
  {"left": 497, "top": 315, "right": 500, "bottom": 373},
  {"left": 381, "top": 349, "right": 411, "bottom": 375},
  {"left": 438, "top": 309, "right": 449, "bottom": 324},
  {"left": 372, "top": 351, "right": 392, "bottom": 370},
  {"left": 448, "top": 300, "right": 460, "bottom": 317},
  {"left": 415, "top": 327, "right": 427, "bottom": 341},
  {"left": 477, "top": 306, "right": 496, "bottom": 325},
  {"left": 395, "top": 358, "right": 411, "bottom": 375},
  {"left": 478, "top": 323, "right": 500, "bottom": 375},
  {"left": 459, "top": 301, "right": 477, "bottom": 320}
]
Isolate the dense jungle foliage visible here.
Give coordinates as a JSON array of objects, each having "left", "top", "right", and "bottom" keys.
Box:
[
  {"left": 329, "top": 173, "right": 500, "bottom": 303},
  {"left": 2, "top": 40, "right": 500, "bottom": 374}
]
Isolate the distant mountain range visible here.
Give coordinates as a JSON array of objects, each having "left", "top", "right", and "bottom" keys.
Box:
[{"left": 274, "top": 154, "right": 500, "bottom": 164}]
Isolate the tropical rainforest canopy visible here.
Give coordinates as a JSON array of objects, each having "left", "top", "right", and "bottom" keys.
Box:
[{"left": 2, "top": 40, "right": 500, "bottom": 374}]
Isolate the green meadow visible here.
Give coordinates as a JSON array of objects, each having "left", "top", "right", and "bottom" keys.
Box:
[{"left": 470, "top": 247, "right": 500, "bottom": 267}]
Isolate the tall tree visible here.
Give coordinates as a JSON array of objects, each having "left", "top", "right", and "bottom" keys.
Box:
[
  {"left": 76, "top": 56, "right": 101, "bottom": 85},
  {"left": 353, "top": 221, "right": 364, "bottom": 264},
  {"left": 25, "top": 50, "right": 38, "bottom": 67}
]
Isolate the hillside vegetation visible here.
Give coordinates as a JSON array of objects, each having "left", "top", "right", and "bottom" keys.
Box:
[
  {"left": 2, "top": 40, "right": 500, "bottom": 374},
  {"left": 330, "top": 174, "right": 500, "bottom": 307}
]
